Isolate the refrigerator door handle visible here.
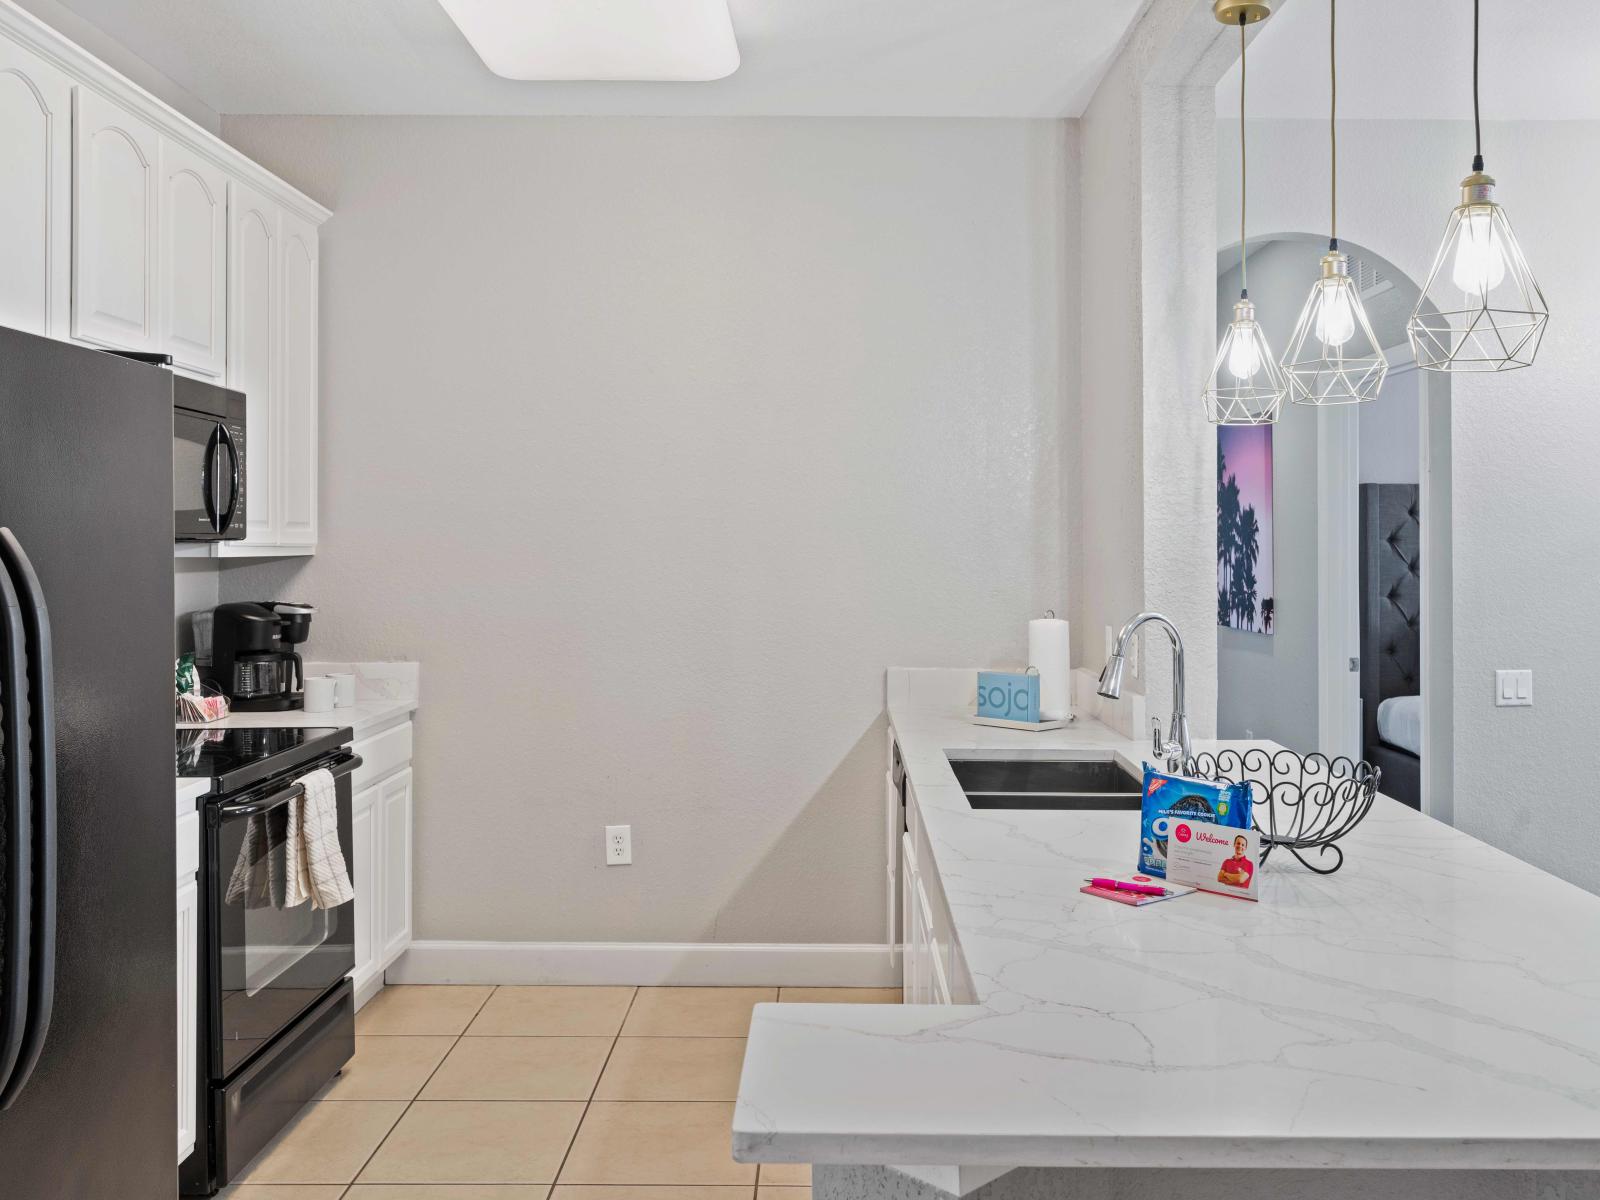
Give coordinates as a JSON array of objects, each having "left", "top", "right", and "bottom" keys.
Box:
[
  {"left": 0, "top": 529, "right": 56, "bottom": 1110},
  {"left": 0, "top": 555, "right": 31, "bottom": 1104}
]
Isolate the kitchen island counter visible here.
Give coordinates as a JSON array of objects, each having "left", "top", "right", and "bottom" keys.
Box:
[{"left": 733, "top": 685, "right": 1600, "bottom": 1184}]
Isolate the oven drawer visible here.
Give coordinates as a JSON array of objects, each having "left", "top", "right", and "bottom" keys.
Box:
[{"left": 214, "top": 979, "right": 353, "bottom": 1184}]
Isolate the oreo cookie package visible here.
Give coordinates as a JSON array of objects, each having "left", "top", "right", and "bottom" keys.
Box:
[{"left": 1139, "top": 766, "right": 1253, "bottom": 878}]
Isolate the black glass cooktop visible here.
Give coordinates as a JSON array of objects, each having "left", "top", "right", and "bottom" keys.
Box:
[{"left": 177, "top": 725, "right": 352, "bottom": 794}]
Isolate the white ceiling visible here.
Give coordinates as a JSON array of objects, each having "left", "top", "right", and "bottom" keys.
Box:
[
  {"left": 1218, "top": 0, "right": 1600, "bottom": 121},
  {"left": 48, "top": 0, "right": 1148, "bottom": 119}
]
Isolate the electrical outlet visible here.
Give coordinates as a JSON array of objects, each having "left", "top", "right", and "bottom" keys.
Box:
[{"left": 605, "top": 825, "right": 632, "bottom": 865}]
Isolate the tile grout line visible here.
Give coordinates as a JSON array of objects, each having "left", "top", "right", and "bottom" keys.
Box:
[
  {"left": 548, "top": 983, "right": 641, "bottom": 1192},
  {"left": 338, "top": 982, "right": 502, "bottom": 1195}
]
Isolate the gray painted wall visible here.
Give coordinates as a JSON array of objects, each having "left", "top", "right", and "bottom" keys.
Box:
[
  {"left": 1359, "top": 365, "right": 1420, "bottom": 485},
  {"left": 1214, "top": 241, "right": 1320, "bottom": 751},
  {"left": 217, "top": 115, "right": 1076, "bottom": 944}
]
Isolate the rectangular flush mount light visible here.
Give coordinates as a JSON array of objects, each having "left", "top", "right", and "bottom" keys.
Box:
[{"left": 438, "top": 0, "right": 740, "bottom": 82}]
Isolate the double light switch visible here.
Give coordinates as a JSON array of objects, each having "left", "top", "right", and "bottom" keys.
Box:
[{"left": 1495, "top": 669, "right": 1533, "bottom": 707}]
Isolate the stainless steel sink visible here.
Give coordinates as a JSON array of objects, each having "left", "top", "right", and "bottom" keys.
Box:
[{"left": 948, "top": 756, "right": 1143, "bottom": 811}]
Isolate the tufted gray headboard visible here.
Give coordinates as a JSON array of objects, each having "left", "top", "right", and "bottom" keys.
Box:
[{"left": 1359, "top": 484, "right": 1421, "bottom": 802}]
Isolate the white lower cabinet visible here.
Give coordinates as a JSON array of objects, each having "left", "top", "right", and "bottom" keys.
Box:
[
  {"left": 351, "top": 784, "right": 382, "bottom": 995},
  {"left": 894, "top": 737, "right": 962, "bottom": 1006},
  {"left": 350, "top": 724, "right": 416, "bottom": 1005}
]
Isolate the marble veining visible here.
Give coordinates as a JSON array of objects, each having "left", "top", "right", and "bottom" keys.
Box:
[{"left": 733, "top": 692, "right": 1600, "bottom": 1170}]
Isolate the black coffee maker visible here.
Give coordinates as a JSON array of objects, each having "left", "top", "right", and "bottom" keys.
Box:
[{"left": 208, "top": 601, "right": 316, "bottom": 710}]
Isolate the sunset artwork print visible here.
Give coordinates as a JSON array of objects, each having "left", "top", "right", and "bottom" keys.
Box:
[{"left": 1217, "top": 424, "right": 1274, "bottom": 636}]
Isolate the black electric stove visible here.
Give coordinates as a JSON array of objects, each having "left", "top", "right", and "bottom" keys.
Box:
[
  {"left": 176, "top": 721, "right": 361, "bottom": 1196},
  {"left": 176, "top": 725, "right": 352, "bottom": 793}
]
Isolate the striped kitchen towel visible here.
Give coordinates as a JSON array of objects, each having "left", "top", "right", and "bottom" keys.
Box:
[{"left": 285, "top": 767, "right": 354, "bottom": 910}]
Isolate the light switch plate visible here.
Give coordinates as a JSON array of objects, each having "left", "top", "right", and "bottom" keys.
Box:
[{"left": 1495, "top": 669, "right": 1533, "bottom": 707}]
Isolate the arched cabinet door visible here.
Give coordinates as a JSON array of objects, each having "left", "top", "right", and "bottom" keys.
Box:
[
  {"left": 160, "top": 137, "right": 227, "bottom": 378},
  {"left": 72, "top": 86, "right": 159, "bottom": 351},
  {"left": 227, "top": 180, "right": 280, "bottom": 547},
  {"left": 277, "top": 210, "right": 319, "bottom": 549},
  {"left": 0, "top": 41, "right": 71, "bottom": 338}
]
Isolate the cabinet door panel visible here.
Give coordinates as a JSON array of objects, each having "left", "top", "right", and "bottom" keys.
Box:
[
  {"left": 227, "top": 180, "right": 279, "bottom": 546},
  {"left": 379, "top": 769, "right": 413, "bottom": 966},
  {"left": 73, "top": 87, "right": 158, "bottom": 349},
  {"left": 160, "top": 137, "right": 226, "bottom": 377},
  {"left": 0, "top": 43, "right": 71, "bottom": 337},
  {"left": 176, "top": 877, "right": 198, "bottom": 1160},
  {"left": 277, "top": 210, "right": 318, "bottom": 547},
  {"left": 351, "top": 786, "right": 381, "bottom": 994}
]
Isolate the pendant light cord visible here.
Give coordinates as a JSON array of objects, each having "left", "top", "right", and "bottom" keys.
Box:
[
  {"left": 1239, "top": 13, "right": 1248, "bottom": 298},
  {"left": 1472, "top": 0, "right": 1484, "bottom": 171},
  {"left": 1329, "top": 0, "right": 1337, "bottom": 249}
]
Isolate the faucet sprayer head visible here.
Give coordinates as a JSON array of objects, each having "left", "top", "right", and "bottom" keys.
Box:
[{"left": 1097, "top": 653, "right": 1126, "bottom": 700}]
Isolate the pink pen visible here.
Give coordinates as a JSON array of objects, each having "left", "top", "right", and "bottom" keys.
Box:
[{"left": 1086, "top": 877, "right": 1167, "bottom": 896}]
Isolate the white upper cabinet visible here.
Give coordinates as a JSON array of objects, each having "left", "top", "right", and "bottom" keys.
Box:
[
  {"left": 160, "top": 137, "right": 227, "bottom": 378},
  {"left": 277, "top": 210, "right": 319, "bottom": 549},
  {"left": 72, "top": 86, "right": 159, "bottom": 351},
  {"left": 226, "top": 180, "right": 280, "bottom": 548},
  {"left": 0, "top": 41, "right": 71, "bottom": 338},
  {"left": 3, "top": 9, "right": 327, "bottom": 556}
]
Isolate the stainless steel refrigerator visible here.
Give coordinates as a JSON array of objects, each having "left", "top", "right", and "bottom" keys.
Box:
[{"left": 0, "top": 325, "right": 176, "bottom": 1196}]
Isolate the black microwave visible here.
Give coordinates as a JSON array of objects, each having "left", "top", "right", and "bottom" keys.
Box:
[
  {"left": 174, "top": 374, "right": 246, "bottom": 540},
  {"left": 105, "top": 351, "right": 247, "bottom": 541}
]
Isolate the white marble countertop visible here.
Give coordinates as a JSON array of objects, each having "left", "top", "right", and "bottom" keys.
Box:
[{"left": 733, "top": 697, "right": 1600, "bottom": 1170}]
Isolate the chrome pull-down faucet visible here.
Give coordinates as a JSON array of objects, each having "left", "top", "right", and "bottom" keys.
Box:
[{"left": 1098, "top": 612, "right": 1192, "bottom": 774}]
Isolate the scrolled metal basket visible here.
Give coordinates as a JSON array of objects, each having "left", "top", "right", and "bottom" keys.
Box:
[{"left": 1184, "top": 747, "right": 1381, "bottom": 875}]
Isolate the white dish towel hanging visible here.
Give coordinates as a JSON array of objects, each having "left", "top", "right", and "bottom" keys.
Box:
[{"left": 284, "top": 767, "right": 354, "bottom": 910}]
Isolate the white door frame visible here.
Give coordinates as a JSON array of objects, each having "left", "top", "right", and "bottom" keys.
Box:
[{"left": 1315, "top": 401, "right": 1361, "bottom": 762}]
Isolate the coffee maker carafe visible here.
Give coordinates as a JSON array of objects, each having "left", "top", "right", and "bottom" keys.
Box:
[{"left": 208, "top": 601, "right": 316, "bottom": 710}]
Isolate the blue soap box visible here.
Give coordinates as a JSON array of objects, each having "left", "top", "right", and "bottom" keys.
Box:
[{"left": 976, "top": 669, "right": 1040, "bottom": 724}]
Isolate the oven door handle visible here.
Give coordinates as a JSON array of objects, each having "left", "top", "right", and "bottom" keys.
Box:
[{"left": 215, "top": 753, "right": 363, "bottom": 819}]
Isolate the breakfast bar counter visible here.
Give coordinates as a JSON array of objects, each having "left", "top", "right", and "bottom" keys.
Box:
[{"left": 732, "top": 684, "right": 1600, "bottom": 1197}]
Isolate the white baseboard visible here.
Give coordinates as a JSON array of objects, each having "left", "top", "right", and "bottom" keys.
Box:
[{"left": 387, "top": 941, "right": 901, "bottom": 987}]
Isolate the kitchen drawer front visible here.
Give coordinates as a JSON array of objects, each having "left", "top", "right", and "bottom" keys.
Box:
[
  {"left": 352, "top": 720, "right": 412, "bottom": 789},
  {"left": 176, "top": 810, "right": 200, "bottom": 880}
]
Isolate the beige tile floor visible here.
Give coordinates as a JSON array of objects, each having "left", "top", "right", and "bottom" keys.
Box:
[{"left": 221, "top": 984, "right": 901, "bottom": 1200}]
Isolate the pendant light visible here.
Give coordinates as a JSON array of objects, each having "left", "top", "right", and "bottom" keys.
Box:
[
  {"left": 1407, "top": 0, "right": 1547, "bottom": 372},
  {"left": 1204, "top": 2, "right": 1288, "bottom": 427},
  {"left": 1282, "top": 0, "right": 1387, "bottom": 406}
]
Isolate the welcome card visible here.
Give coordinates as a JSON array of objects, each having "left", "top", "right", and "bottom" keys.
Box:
[{"left": 1164, "top": 819, "right": 1260, "bottom": 901}]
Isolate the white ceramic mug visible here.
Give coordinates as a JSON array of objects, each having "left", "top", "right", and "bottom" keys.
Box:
[
  {"left": 302, "top": 675, "right": 336, "bottom": 714},
  {"left": 331, "top": 672, "right": 356, "bottom": 707}
]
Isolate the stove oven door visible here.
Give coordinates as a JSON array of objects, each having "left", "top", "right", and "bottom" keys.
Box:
[{"left": 205, "top": 753, "right": 358, "bottom": 1080}]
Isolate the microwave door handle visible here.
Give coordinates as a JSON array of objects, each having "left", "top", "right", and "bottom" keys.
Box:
[
  {"left": 0, "top": 529, "right": 56, "bottom": 1110},
  {"left": 0, "top": 554, "right": 32, "bottom": 1105},
  {"left": 202, "top": 424, "right": 221, "bottom": 533},
  {"left": 216, "top": 422, "right": 240, "bottom": 532}
]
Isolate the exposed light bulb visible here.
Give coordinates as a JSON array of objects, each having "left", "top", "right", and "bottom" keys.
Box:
[
  {"left": 1450, "top": 207, "right": 1506, "bottom": 296},
  {"left": 1227, "top": 321, "right": 1263, "bottom": 380},
  {"left": 1312, "top": 279, "right": 1357, "bottom": 346}
]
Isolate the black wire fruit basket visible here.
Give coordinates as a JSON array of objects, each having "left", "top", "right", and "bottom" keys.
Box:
[{"left": 1185, "top": 747, "right": 1381, "bottom": 874}]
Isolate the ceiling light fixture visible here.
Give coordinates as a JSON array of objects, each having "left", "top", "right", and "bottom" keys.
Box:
[
  {"left": 1204, "top": 1, "right": 1288, "bottom": 427},
  {"left": 1407, "top": 0, "right": 1547, "bottom": 372},
  {"left": 437, "top": 0, "right": 740, "bottom": 82},
  {"left": 1281, "top": 0, "right": 1386, "bottom": 406}
]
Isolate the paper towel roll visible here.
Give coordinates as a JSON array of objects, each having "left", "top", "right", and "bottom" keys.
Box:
[{"left": 1028, "top": 615, "right": 1071, "bottom": 721}]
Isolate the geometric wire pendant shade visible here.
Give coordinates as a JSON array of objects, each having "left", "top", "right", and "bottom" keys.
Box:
[
  {"left": 1407, "top": 175, "right": 1549, "bottom": 372},
  {"left": 1406, "top": 0, "right": 1548, "bottom": 373},
  {"left": 1284, "top": 250, "right": 1389, "bottom": 403},
  {"left": 1204, "top": 1, "right": 1286, "bottom": 426},
  {"left": 1204, "top": 296, "right": 1288, "bottom": 425},
  {"left": 1282, "top": 0, "right": 1387, "bottom": 406}
]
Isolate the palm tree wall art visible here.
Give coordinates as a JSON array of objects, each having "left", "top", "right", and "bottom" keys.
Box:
[{"left": 1217, "top": 425, "right": 1275, "bottom": 636}]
